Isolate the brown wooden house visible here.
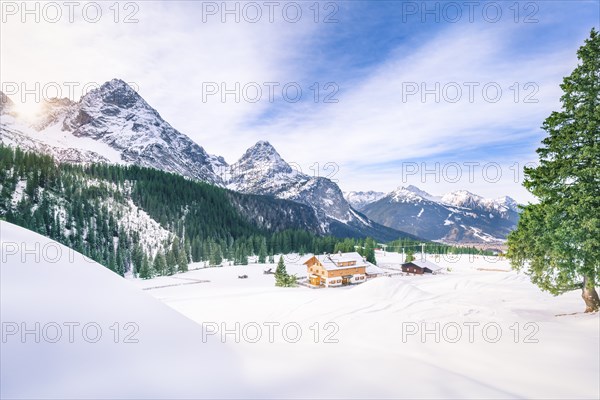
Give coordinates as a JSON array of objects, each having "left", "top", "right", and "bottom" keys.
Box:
[
  {"left": 303, "top": 252, "right": 369, "bottom": 287},
  {"left": 401, "top": 259, "right": 443, "bottom": 275}
]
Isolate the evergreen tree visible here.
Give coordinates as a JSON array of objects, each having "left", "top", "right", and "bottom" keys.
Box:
[
  {"left": 131, "top": 244, "right": 144, "bottom": 278},
  {"left": 240, "top": 243, "right": 249, "bottom": 265},
  {"left": 507, "top": 29, "right": 600, "bottom": 312},
  {"left": 209, "top": 242, "right": 223, "bottom": 266},
  {"left": 405, "top": 249, "right": 415, "bottom": 263},
  {"left": 275, "top": 256, "right": 288, "bottom": 287},
  {"left": 115, "top": 246, "right": 125, "bottom": 276},
  {"left": 139, "top": 254, "right": 152, "bottom": 279},
  {"left": 154, "top": 251, "right": 167, "bottom": 276},
  {"left": 177, "top": 243, "right": 189, "bottom": 272},
  {"left": 166, "top": 248, "right": 177, "bottom": 275},
  {"left": 191, "top": 236, "right": 202, "bottom": 262},
  {"left": 108, "top": 255, "right": 118, "bottom": 273},
  {"left": 275, "top": 256, "right": 296, "bottom": 287},
  {"left": 364, "top": 237, "right": 377, "bottom": 265},
  {"left": 184, "top": 239, "right": 192, "bottom": 264},
  {"left": 258, "top": 237, "right": 267, "bottom": 263}
]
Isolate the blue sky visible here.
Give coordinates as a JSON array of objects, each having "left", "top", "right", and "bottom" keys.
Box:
[{"left": 1, "top": 0, "right": 599, "bottom": 202}]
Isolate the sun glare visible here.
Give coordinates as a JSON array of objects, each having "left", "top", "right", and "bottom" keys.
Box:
[{"left": 12, "top": 101, "right": 44, "bottom": 124}]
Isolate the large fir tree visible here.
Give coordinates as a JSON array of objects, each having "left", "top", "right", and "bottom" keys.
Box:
[{"left": 507, "top": 29, "right": 600, "bottom": 312}]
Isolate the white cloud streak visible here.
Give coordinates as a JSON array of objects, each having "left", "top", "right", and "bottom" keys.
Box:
[{"left": 0, "top": 2, "right": 591, "bottom": 202}]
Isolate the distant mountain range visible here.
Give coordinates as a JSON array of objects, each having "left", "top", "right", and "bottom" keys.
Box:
[
  {"left": 0, "top": 79, "right": 413, "bottom": 242},
  {"left": 345, "top": 185, "right": 520, "bottom": 244}
]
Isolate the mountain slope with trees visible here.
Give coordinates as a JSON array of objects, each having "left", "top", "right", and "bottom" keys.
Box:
[{"left": 0, "top": 145, "right": 412, "bottom": 277}]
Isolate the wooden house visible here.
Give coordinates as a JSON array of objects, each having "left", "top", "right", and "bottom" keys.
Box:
[
  {"left": 303, "top": 252, "right": 369, "bottom": 287},
  {"left": 401, "top": 259, "right": 443, "bottom": 275}
]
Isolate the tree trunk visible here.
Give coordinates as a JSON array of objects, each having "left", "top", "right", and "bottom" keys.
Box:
[{"left": 582, "top": 276, "right": 600, "bottom": 313}]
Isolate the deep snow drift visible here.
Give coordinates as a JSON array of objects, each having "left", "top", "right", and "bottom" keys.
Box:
[{"left": 0, "top": 221, "right": 250, "bottom": 399}]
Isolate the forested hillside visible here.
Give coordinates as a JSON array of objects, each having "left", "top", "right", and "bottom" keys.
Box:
[{"left": 0, "top": 145, "right": 389, "bottom": 277}]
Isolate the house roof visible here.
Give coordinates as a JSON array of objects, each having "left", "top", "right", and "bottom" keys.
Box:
[
  {"left": 304, "top": 252, "right": 372, "bottom": 272},
  {"left": 365, "top": 264, "right": 387, "bottom": 275},
  {"left": 404, "top": 259, "right": 443, "bottom": 271}
]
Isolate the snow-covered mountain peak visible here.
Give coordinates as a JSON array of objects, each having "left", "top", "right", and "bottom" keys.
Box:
[
  {"left": 229, "top": 140, "right": 303, "bottom": 187},
  {"left": 240, "top": 140, "right": 286, "bottom": 165},
  {"left": 495, "top": 195, "right": 520, "bottom": 212},
  {"left": 441, "top": 190, "right": 519, "bottom": 216},
  {"left": 1, "top": 78, "right": 228, "bottom": 185},
  {"left": 226, "top": 142, "right": 404, "bottom": 240},
  {"left": 85, "top": 79, "right": 147, "bottom": 110},
  {"left": 362, "top": 186, "right": 521, "bottom": 244},
  {"left": 0, "top": 91, "right": 14, "bottom": 114},
  {"left": 31, "top": 97, "right": 77, "bottom": 130},
  {"left": 344, "top": 190, "right": 386, "bottom": 210},
  {"left": 440, "top": 190, "right": 484, "bottom": 207},
  {"left": 404, "top": 185, "right": 435, "bottom": 198},
  {"left": 388, "top": 185, "right": 434, "bottom": 203},
  {"left": 229, "top": 141, "right": 300, "bottom": 192}
]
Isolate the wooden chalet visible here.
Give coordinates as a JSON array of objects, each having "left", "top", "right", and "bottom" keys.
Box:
[
  {"left": 303, "top": 252, "right": 370, "bottom": 287},
  {"left": 401, "top": 259, "right": 443, "bottom": 275}
]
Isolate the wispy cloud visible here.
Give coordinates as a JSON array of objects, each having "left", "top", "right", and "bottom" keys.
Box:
[{"left": 1, "top": 1, "right": 598, "bottom": 202}]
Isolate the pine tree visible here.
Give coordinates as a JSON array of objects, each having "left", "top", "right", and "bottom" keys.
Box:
[
  {"left": 184, "top": 239, "right": 192, "bottom": 264},
  {"left": 108, "top": 250, "right": 117, "bottom": 273},
  {"left": 139, "top": 254, "right": 152, "bottom": 279},
  {"left": 507, "top": 29, "right": 600, "bottom": 312},
  {"left": 131, "top": 244, "right": 144, "bottom": 278},
  {"left": 274, "top": 256, "right": 296, "bottom": 287},
  {"left": 405, "top": 249, "right": 415, "bottom": 263},
  {"left": 154, "top": 251, "right": 167, "bottom": 276},
  {"left": 177, "top": 244, "right": 189, "bottom": 272},
  {"left": 364, "top": 237, "right": 377, "bottom": 265},
  {"left": 258, "top": 237, "right": 267, "bottom": 263},
  {"left": 275, "top": 256, "right": 288, "bottom": 287},
  {"left": 191, "top": 236, "right": 202, "bottom": 262},
  {"left": 166, "top": 249, "right": 177, "bottom": 276},
  {"left": 240, "top": 243, "right": 248, "bottom": 265},
  {"left": 209, "top": 242, "right": 222, "bottom": 266},
  {"left": 115, "top": 246, "right": 125, "bottom": 277}
]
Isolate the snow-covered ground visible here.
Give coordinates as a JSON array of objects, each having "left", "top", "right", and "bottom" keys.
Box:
[
  {"left": 0, "top": 221, "right": 250, "bottom": 399},
  {"left": 2, "top": 221, "right": 599, "bottom": 398},
  {"left": 131, "top": 251, "right": 600, "bottom": 399}
]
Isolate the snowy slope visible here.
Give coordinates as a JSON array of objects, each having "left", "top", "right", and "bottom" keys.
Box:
[
  {"left": 0, "top": 221, "right": 249, "bottom": 399},
  {"left": 361, "top": 186, "right": 520, "bottom": 243}
]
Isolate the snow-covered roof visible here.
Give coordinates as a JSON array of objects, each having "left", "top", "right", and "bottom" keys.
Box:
[
  {"left": 405, "top": 259, "right": 443, "bottom": 272},
  {"left": 304, "top": 252, "right": 373, "bottom": 271},
  {"left": 365, "top": 264, "right": 387, "bottom": 275}
]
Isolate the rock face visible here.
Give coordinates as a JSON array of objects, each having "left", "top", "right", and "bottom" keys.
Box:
[
  {"left": 359, "top": 186, "right": 520, "bottom": 244},
  {"left": 0, "top": 91, "right": 14, "bottom": 114},
  {"left": 0, "top": 81, "right": 413, "bottom": 241},
  {"left": 1, "top": 80, "right": 227, "bottom": 184},
  {"left": 61, "top": 79, "right": 227, "bottom": 185}
]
